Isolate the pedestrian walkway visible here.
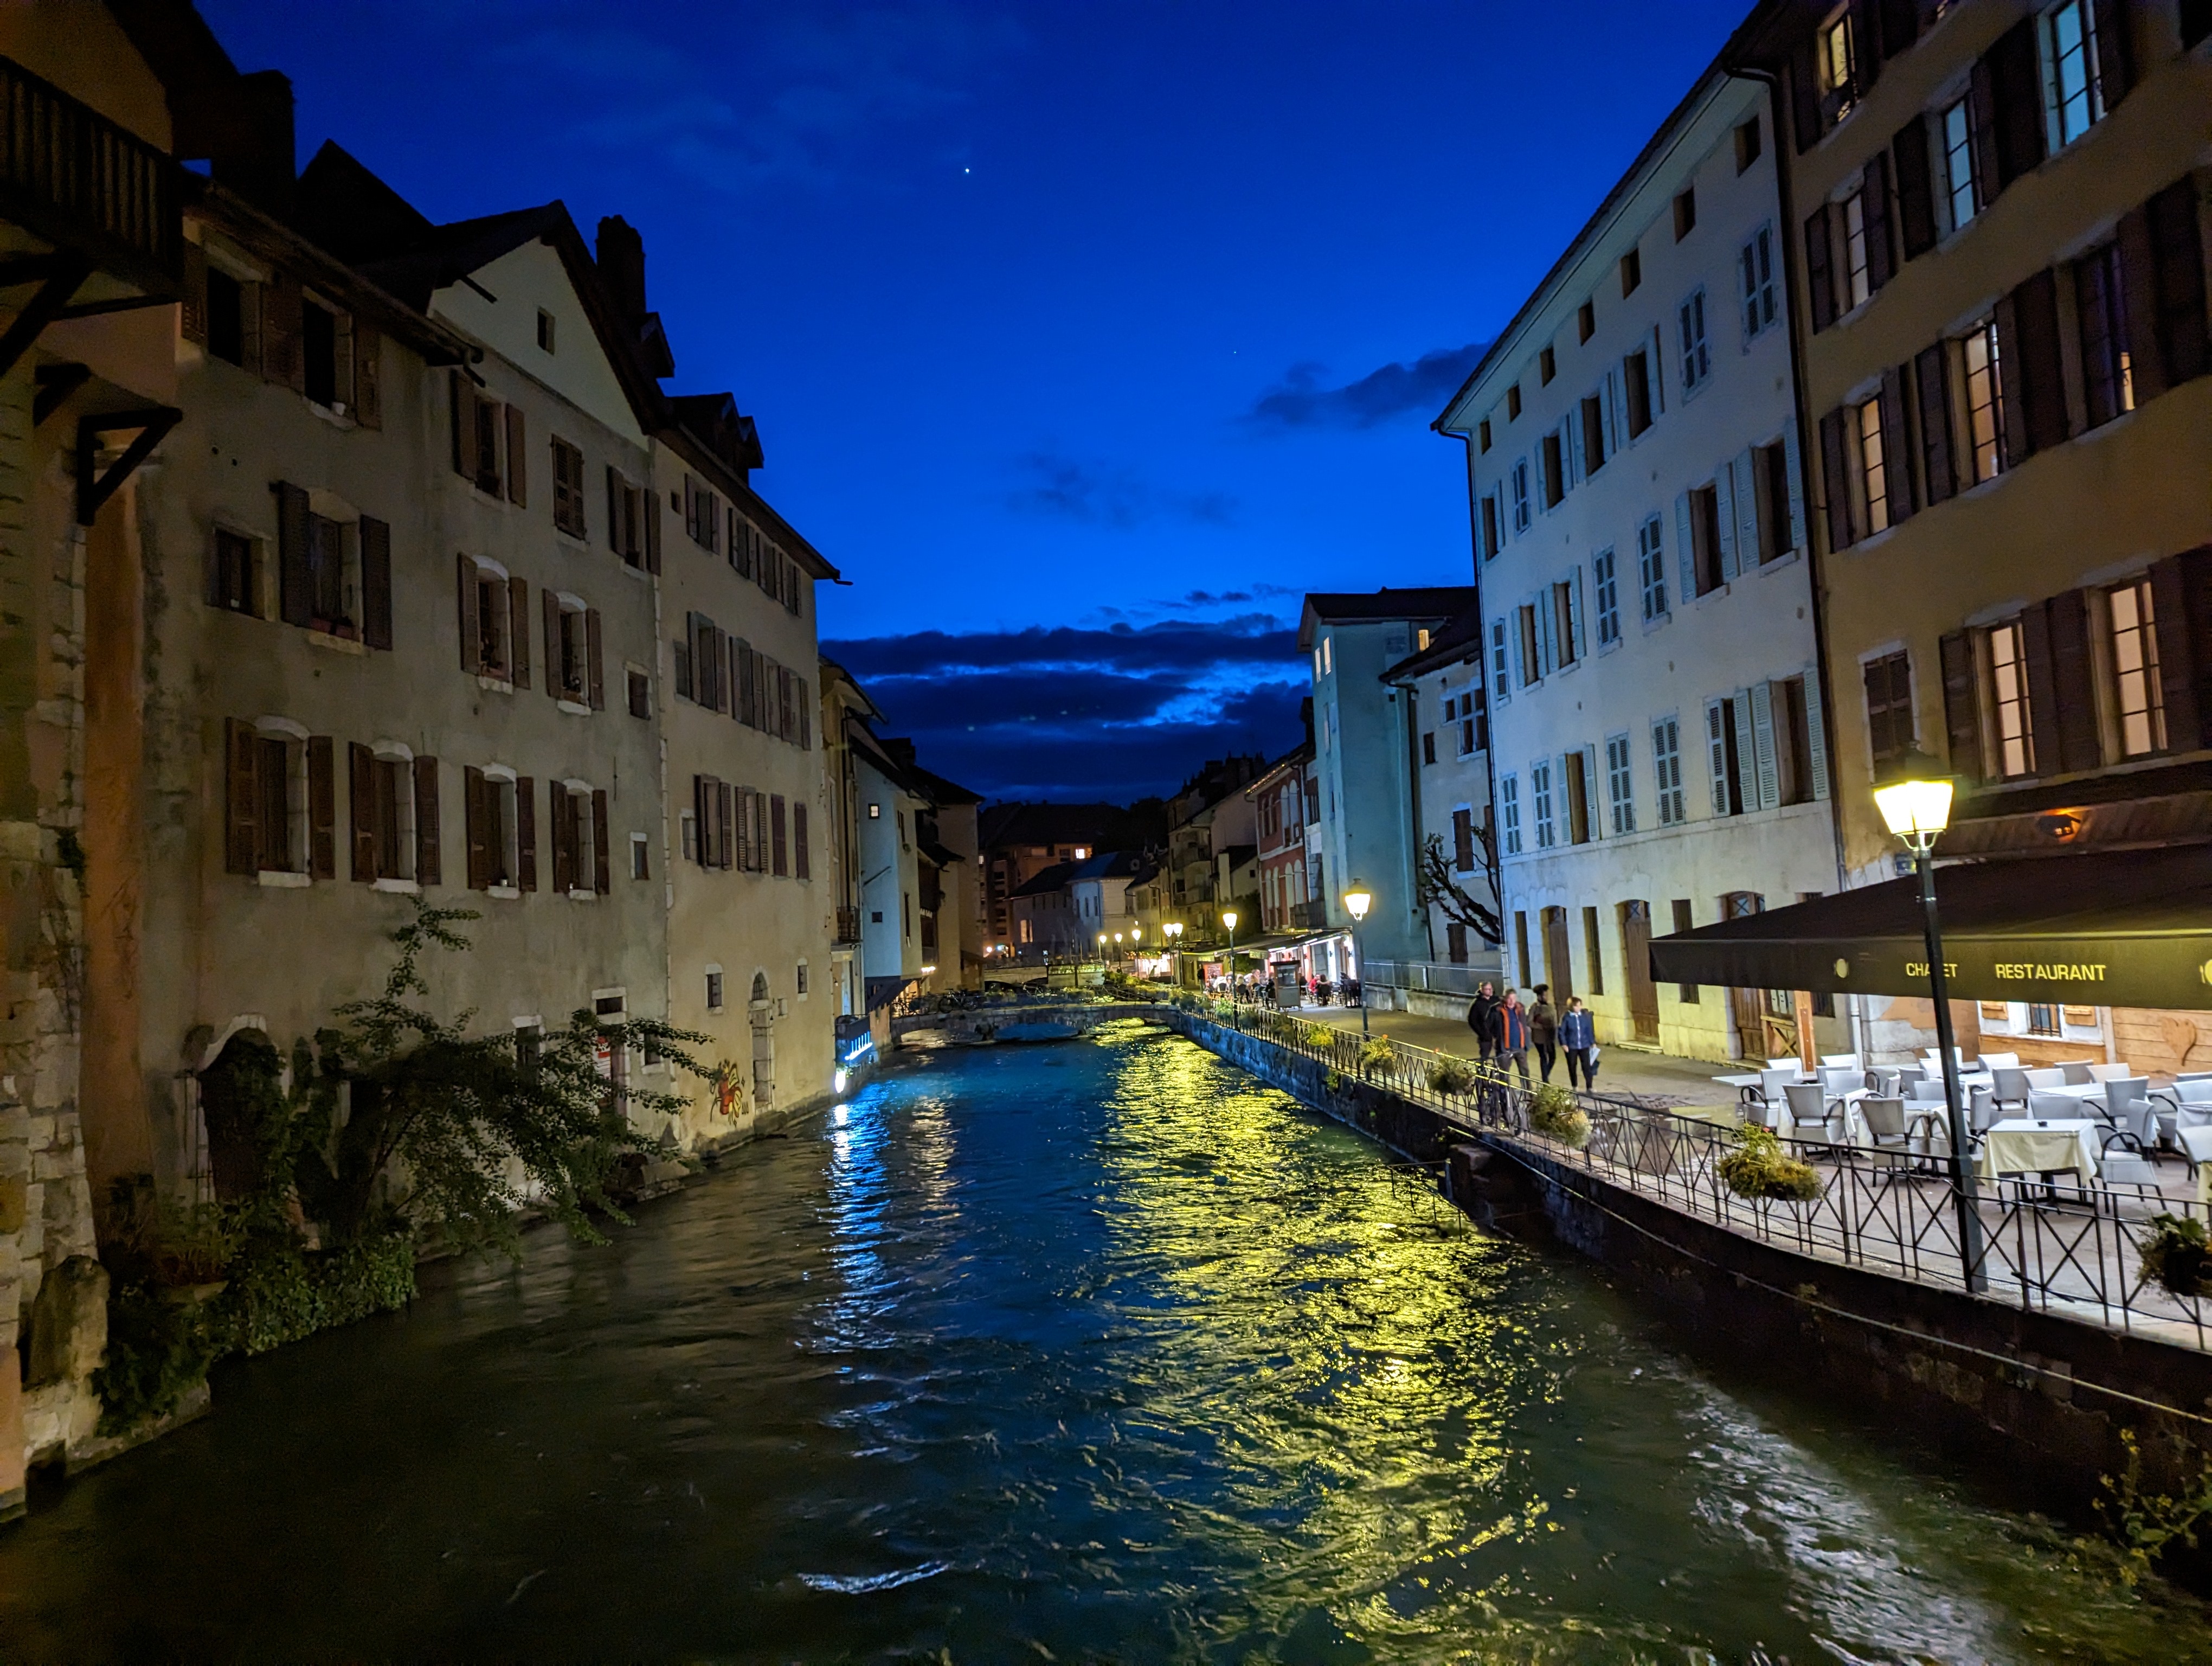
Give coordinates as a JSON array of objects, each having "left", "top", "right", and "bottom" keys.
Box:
[{"left": 1275, "top": 1002, "right": 1738, "bottom": 1107}]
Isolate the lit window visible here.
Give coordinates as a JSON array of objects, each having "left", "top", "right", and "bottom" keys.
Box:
[
  {"left": 1818, "top": 10, "right": 1856, "bottom": 123},
  {"left": 2043, "top": 0, "right": 2107, "bottom": 149},
  {"left": 1961, "top": 321, "right": 2005, "bottom": 484},
  {"left": 2108, "top": 578, "right": 2164, "bottom": 758},
  {"left": 1856, "top": 399, "right": 1891, "bottom": 534},
  {"left": 1988, "top": 621, "right": 2034, "bottom": 778},
  {"left": 1842, "top": 191, "right": 1871, "bottom": 310}
]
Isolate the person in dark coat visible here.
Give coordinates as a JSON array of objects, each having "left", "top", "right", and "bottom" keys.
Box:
[
  {"left": 1491, "top": 990, "right": 1532, "bottom": 1085},
  {"left": 1560, "top": 996, "right": 1598, "bottom": 1088},
  {"left": 1468, "top": 981, "right": 1499, "bottom": 1063},
  {"left": 1528, "top": 984, "right": 1559, "bottom": 1081}
]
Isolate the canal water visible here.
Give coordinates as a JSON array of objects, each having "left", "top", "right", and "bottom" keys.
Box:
[{"left": 3, "top": 1020, "right": 2207, "bottom": 1662}]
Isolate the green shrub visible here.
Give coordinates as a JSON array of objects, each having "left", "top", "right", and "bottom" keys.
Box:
[
  {"left": 1428, "top": 1059, "right": 1478, "bottom": 1095},
  {"left": 1301, "top": 1022, "right": 1337, "bottom": 1050},
  {"left": 1717, "top": 1125, "right": 1823, "bottom": 1202},
  {"left": 93, "top": 1284, "right": 222, "bottom": 1434},
  {"left": 2138, "top": 1214, "right": 2212, "bottom": 1299},
  {"left": 1323, "top": 1069, "right": 1345, "bottom": 1093},
  {"left": 212, "top": 1234, "right": 417, "bottom": 1356},
  {"left": 1357, "top": 1036, "right": 1396, "bottom": 1077},
  {"left": 1527, "top": 1084, "right": 1591, "bottom": 1149}
]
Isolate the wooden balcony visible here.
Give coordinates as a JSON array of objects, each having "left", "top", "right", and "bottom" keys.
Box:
[{"left": 0, "top": 55, "right": 181, "bottom": 296}]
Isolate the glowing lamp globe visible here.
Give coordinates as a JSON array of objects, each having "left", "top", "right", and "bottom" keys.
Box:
[
  {"left": 1221, "top": 911, "right": 1239, "bottom": 933},
  {"left": 1874, "top": 751, "right": 1955, "bottom": 843},
  {"left": 1342, "top": 882, "right": 1373, "bottom": 923}
]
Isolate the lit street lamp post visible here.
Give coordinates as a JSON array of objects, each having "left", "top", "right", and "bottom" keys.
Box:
[
  {"left": 1221, "top": 909, "right": 1240, "bottom": 1031},
  {"left": 1874, "top": 751, "right": 1986, "bottom": 1293},
  {"left": 1341, "top": 881, "right": 1373, "bottom": 1037},
  {"left": 1163, "top": 920, "right": 1184, "bottom": 988}
]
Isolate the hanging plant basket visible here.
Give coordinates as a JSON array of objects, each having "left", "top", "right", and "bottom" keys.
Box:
[
  {"left": 1527, "top": 1084, "right": 1590, "bottom": 1149},
  {"left": 1718, "top": 1125, "right": 1823, "bottom": 1202}
]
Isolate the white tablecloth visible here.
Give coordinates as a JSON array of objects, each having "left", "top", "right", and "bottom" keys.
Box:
[{"left": 1977, "top": 1119, "right": 2101, "bottom": 1182}]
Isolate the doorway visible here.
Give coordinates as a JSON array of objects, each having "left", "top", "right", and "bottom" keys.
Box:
[
  {"left": 1619, "top": 900, "right": 1660, "bottom": 1043},
  {"left": 1539, "top": 907, "right": 1573, "bottom": 1001}
]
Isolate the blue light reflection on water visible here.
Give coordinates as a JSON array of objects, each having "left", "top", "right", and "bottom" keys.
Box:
[{"left": 0, "top": 1019, "right": 2206, "bottom": 1662}]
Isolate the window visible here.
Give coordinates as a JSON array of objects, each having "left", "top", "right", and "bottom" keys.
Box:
[
  {"left": 1490, "top": 619, "right": 1510, "bottom": 701},
  {"left": 1621, "top": 247, "right": 1641, "bottom": 297},
  {"left": 1863, "top": 651, "right": 1915, "bottom": 772},
  {"left": 1706, "top": 697, "right": 1745, "bottom": 817},
  {"left": 1623, "top": 349, "right": 1652, "bottom": 438},
  {"left": 1510, "top": 459, "right": 1532, "bottom": 533},
  {"left": 305, "top": 511, "right": 357, "bottom": 637},
  {"left": 1755, "top": 441, "right": 1792, "bottom": 563},
  {"left": 1507, "top": 384, "right": 1522, "bottom": 420},
  {"left": 771, "top": 793, "right": 790, "bottom": 876},
  {"left": 1451, "top": 806, "right": 1476, "bottom": 872},
  {"left": 1541, "top": 432, "right": 1565, "bottom": 508},
  {"left": 1592, "top": 548, "right": 1619, "bottom": 648},
  {"left": 205, "top": 265, "right": 249, "bottom": 367},
  {"left": 1673, "top": 188, "right": 1696, "bottom": 241},
  {"left": 452, "top": 375, "right": 507, "bottom": 499},
  {"left": 2026, "top": 1002, "right": 2062, "bottom": 1039},
  {"left": 631, "top": 831, "right": 650, "bottom": 881},
  {"left": 2108, "top": 578, "right": 2165, "bottom": 757},
  {"left": 301, "top": 298, "right": 340, "bottom": 409},
  {"left": 1739, "top": 226, "right": 1777, "bottom": 340},
  {"left": 1735, "top": 116, "right": 1761, "bottom": 173},
  {"left": 1422, "top": 731, "right": 1436, "bottom": 766},
  {"left": 1516, "top": 603, "right": 1541, "bottom": 685},
  {"left": 1637, "top": 515, "right": 1667, "bottom": 620},
  {"left": 1940, "top": 99, "right": 1980, "bottom": 230},
  {"left": 1670, "top": 898, "right": 1699, "bottom": 1003},
  {"left": 258, "top": 733, "right": 300, "bottom": 871},
  {"left": 1480, "top": 492, "right": 1501, "bottom": 560},
  {"left": 607, "top": 469, "right": 648, "bottom": 569},
  {"left": 1818, "top": 8, "right": 1857, "bottom": 127},
  {"left": 1462, "top": 705, "right": 1482, "bottom": 757},
  {"left": 551, "top": 598, "right": 601, "bottom": 707},
  {"left": 1445, "top": 921, "right": 1469, "bottom": 965},
  {"left": 551, "top": 437, "right": 587, "bottom": 537},
  {"left": 2075, "top": 243, "right": 2134, "bottom": 429},
  {"left": 1583, "top": 907, "right": 1605, "bottom": 997},
  {"left": 1961, "top": 318, "right": 2006, "bottom": 483},
  {"left": 1577, "top": 300, "right": 1595, "bottom": 343},
  {"left": 706, "top": 969, "right": 724, "bottom": 1012},
  {"left": 1564, "top": 751, "right": 1592, "bottom": 844},
  {"left": 464, "top": 770, "right": 525, "bottom": 891},
  {"left": 352, "top": 747, "right": 422, "bottom": 885},
  {"left": 1539, "top": 345, "right": 1556, "bottom": 385},
  {"left": 623, "top": 668, "right": 649, "bottom": 720},
  {"left": 1531, "top": 760, "right": 1555, "bottom": 849},
  {"left": 1606, "top": 733, "right": 1635, "bottom": 835},
  {"left": 550, "top": 781, "right": 608, "bottom": 896},
  {"left": 1580, "top": 394, "right": 1606, "bottom": 475},
  {"left": 797, "top": 962, "right": 810, "bottom": 996},
  {"left": 1677, "top": 290, "right": 1710, "bottom": 393},
  {"left": 537, "top": 308, "right": 556, "bottom": 353},
  {"left": 467, "top": 563, "right": 515, "bottom": 678},
  {"left": 1500, "top": 774, "right": 1521, "bottom": 855},
  {"left": 211, "top": 528, "right": 258, "bottom": 616},
  {"left": 1478, "top": 418, "right": 1492, "bottom": 452},
  {"left": 2042, "top": 0, "right": 2108, "bottom": 150},
  {"left": 1988, "top": 620, "right": 2035, "bottom": 778},
  {"left": 1690, "top": 484, "right": 1723, "bottom": 597},
  {"left": 1842, "top": 191, "right": 1872, "bottom": 311},
  {"left": 686, "top": 476, "right": 722, "bottom": 553},
  {"left": 1855, "top": 398, "right": 1892, "bottom": 535},
  {"left": 1651, "top": 717, "right": 1684, "bottom": 826}
]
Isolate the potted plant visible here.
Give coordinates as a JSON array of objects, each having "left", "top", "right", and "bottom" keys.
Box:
[
  {"left": 1717, "top": 1125, "right": 1823, "bottom": 1202},
  {"left": 2137, "top": 1213, "right": 2212, "bottom": 1299},
  {"left": 1527, "top": 1082, "right": 1590, "bottom": 1149}
]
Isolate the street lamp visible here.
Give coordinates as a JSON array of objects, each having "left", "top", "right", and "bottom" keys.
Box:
[
  {"left": 1221, "top": 909, "right": 1240, "bottom": 1030},
  {"left": 1342, "top": 880, "right": 1373, "bottom": 1036},
  {"left": 1163, "top": 920, "right": 1183, "bottom": 989},
  {"left": 1874, "top": 749, "right": 1985, "bottom": 1292}
]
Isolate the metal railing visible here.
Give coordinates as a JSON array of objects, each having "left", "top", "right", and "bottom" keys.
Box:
[
  {"left": 833, "top": 905, "right": 861, "bottom": 945},
  {"left": 1165, "top": 1001, "right": 2212, "bottom": 1350},
  {"left": 1364, "top": 959, "right": 1496, "bottom": 998},
  {"left": 0, "top": 56, "right": 181, "bottom": 289}
]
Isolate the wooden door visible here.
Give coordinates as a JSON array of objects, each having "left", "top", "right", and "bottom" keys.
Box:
[
  {"left": 1621, "top": 900, "right": 1660, "bottom": 1043},
  {"left": 1541, "top": 907, "right": 1574, "bottom": 1001}
]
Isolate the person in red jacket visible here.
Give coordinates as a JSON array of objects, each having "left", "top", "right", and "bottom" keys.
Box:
[{"left": 1491, "top": 989, "right": 1532, "bottom": 1086}]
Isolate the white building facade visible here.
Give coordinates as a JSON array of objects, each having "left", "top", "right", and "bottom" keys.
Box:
[{"left": 1436, "top": 68, "right": 1845, "bottom": 1063}]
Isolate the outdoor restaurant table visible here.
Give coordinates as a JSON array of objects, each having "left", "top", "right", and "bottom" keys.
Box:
[{"left": 1976, "top": 1119, "right": 2102, "bottom": 1183}]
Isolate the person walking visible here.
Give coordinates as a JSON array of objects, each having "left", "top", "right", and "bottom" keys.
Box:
[
  {"left": 1468, "top": 981, "right": 1499, "bottom": 1066},
  {"left": 1560, "top": 995, "right": 1598, "bottom": 1088},
  {"left": 1491, "top": 989, "right": 1532, "bottom": 1087},
  {"left": 1528, "top": 983, "right": 1559, "bottom": 1081}
]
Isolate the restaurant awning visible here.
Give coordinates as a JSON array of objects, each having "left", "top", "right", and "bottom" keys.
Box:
[{"left": 1648, "top": 846, "right": 2212, "bottom": 1010}]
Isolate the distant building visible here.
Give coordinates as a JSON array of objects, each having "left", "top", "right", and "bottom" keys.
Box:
[{"left": 975, "top": 801, "right": 1127, "bottom": 950}]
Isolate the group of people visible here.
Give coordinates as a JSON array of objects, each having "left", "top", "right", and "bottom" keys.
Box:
[{"left": 1467, "top": 981, "right": 1599, "bottom": 1089}]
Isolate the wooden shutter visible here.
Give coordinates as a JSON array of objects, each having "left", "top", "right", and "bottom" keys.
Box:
[
  {"left": 721, "top": 781, "right": 738, "bottom": 871},
  {"left": 516, "top": 777, "right": 537, "bottom": 890},
  {"left": 181, "top": 241, "right": 207, "bottom": 344},
  {"left": 504, "top": 405, "right": 528, "bottom": 506},
  {"left": 456, "top": 554, "right": 478, "bottom": 671},
  {"left": 1674, "top": 492, "right": 1695, "bottom": 608},
  {"left": 692, "top": 776, "right": 709, "bottom": 867},
  {"left": 2018, "top": 602, "right": 2063, "bottom": 778},
  {"left": 2092, "top": 0, "right": 2131, "bottom": 106},
  {"left": 307, "top": 736, "right": 336, "bottom": 880},
  {"left": 544, "top": 589, "right": 562, "bottom": 700},
  {"left": 1748, "top": 683, "right": 1779, "bottom": 810},
  {"left": 2001, "top": 269, "right": 2067, "bottom": 460},
  {"left": 225, "top": 719, "right": 259, "bottom": 873},
  {"left": 2115, "top": 204, "right": 2169, "bottom": 405},
  {"left": 2149, "top": 178, "right": 2210, "bottom": 389},
  {"left": 1804, "top": 206, "right": 1835, "bottom": 332},
  {"left": 1848, "top": 0, "right": 1881, "bottom": 91},
  {"left": 2150, "top": 550, "right": 2210, "bottom": 752},
  {"left": 414, "top": 757, "right": 441, "bottom": 885},
  {"left": 1879, "top": 365, "right": 1915, "bottom": 523},
  {"left": 591, "top": 790, "right": 611, "bottom": 894},
  {"left": 1818, "top": 408, "right": 1852, "bottom": 552},
  {"left": 1893, "top": 116, "right": 1936, "bottom": 260},
  {"left": 645, "top": 485, "right": 662, "bottom": 574},
  {"left": 507, "top": 576, "right": 530, "bottom": 689},
  {"left": 1966, "top": 55, "right": 2002, "bottom": 210},
  {"left": 1913, "top": 344, "right": 1955, "bottom": 506},
  {"left": 262, "top": 270, "right": 304, "bottom": 391},
  {"left": 463, "top": 766, "right": 488, "bottom": 890},
  {"left": 586, "top": 608, "right": 604, "bottom": 710},
  {"left": 794, "top": 803, "right": 810, "bottom": 880},
  {"left": 2047, "top": 589, "right": 2101, "bottom": 773},
  {"left": 451, "top": 371, "right": 476, "bottom": 479},
  {"left": 1938, "top": 631, "right": 1981, "bottom": 781},
  {"left": 798, "top": 678, "right": 812, "bottom": 749},
  {"left": 1876, "top": 0, "right": 1918, "bottom": 61},
  {"left": 275, "top": 480, "right": 311, "bottom": 626},
  {"left": 352, "top": 322, "right": 381, "bottom": 428},
  {"left": 1803, "top": 659, "right": 1830, "bottom": 800},
  {"left": 360, "top": 515, "right": 392, "bottom": 650},
  {"left": 348, "top": 742, "right": 377, "bottom": 881},
  {"left": 1986, "top": 19, "right": 2044, "bottom": 191},
  {"left": 1788, "top": 39, "right": 1821, "bottom": 152},
  {"left": 1862, "top": 151, "right": 1895, "bottom": 292},
  {"left": 1783, "top": 416, "right": 1806, "bottom": 553},
  {"left": 1706, "top": 699, "right": 1731, "bottom": 816},
  {"left": 606, "top": 466, "right": 622, "bottom": 555},
  {"left": 550, "top": 781, "right": 572, "bottom": 893}
]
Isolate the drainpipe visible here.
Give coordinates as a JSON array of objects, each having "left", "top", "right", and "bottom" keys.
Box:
[{"left": 1733, "top": 55, "right": 1863, "bottom": 1060}]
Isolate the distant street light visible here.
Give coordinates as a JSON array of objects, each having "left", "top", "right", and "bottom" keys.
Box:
[
  {"left": 1342, "top": 881, "right": 1373, "bottom": 1036},
  {"left": 1874, "top": 749, "right": 1983, "bottom": 1293},
  {"left": 1221, "top": 909, "right": 1240, "bottom": 1031}
]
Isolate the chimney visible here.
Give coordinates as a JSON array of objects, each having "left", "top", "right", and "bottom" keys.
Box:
[
  {"left": 596, "top": 215, "right": 647, "bottom": 324},
  {"left": 884, "top": 739, "right": 918, "bottom": 772},
  {"left": 213, "top": 69, "right": 296, "bottom": 216}
]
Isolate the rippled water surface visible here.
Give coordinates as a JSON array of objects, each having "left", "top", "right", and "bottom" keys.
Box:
[{"left": 3, "top": 1021, "right": 2208, "bottom": 1661}]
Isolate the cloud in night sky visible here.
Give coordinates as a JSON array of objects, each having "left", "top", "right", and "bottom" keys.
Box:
[
  {"left": 1005, "top": 452, "right": 1237, "bottom": 529},
  {"left": 825, "top": 617, "right": 1308, "bottom": 802},
  {"left": 1245, "top": 339, "right": 1493, "bottom": 431}
]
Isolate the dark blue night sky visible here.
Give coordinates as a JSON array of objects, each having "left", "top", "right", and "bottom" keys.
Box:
[{"left": 202, "top": 0, "right": 1746, "bottom": 802}]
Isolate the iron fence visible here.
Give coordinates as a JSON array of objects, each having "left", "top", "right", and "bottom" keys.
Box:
[{"left": 1165, "top": 1000, "right": 2212, "bottom": 1351}]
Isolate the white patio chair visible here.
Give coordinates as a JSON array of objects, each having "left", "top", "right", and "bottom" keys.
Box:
[
  {"left": 1978, "top": 1052, "right": 2020, "bottom": 1072},
  {"left": 2025, "top": 1067, "right": 2067, "bottom": 1090},
  {"left": 2095, "top": 1078, "right": 2152, "bottom": 1149},
  {"left": 1990, "top": 1067, "right": 2033, "bottom": 1116},
  {"left": 2087, "top": 1062, "right": 2132, "bottom": 1083},
  {"left": 1860, "top": 1097, "right": 1912, "bottom": 1162},
  {"left": 1820, "top": 1053, "right": 1859, "bottom": 1069},
  {"left": 1782, "top": 1082, "right": 1841, "bottom": 1147},
  {"left": 2062, "top": 1061, "right": 2098, "bottom": 1086},
  {"left": 2029, "top": 1091, "right": 2084, "bottom": 1120},
  {"left": 1969, "top": 1084, "right": 2002, "bottom": 1134},
  {"left": 2178, "top": 1124, "right": 2212, "bottom": 1181},
  {"left": 2099, "top": 1149, "right": 2162, "bottom": 1205}
]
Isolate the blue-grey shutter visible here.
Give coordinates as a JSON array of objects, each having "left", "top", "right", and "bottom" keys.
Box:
[
  {"left": 1750, "top": 680, "right": 1779, "bottom": 809},
  {"left": 1584, "top": 743, "right": 1602, "bottom": 840},
  {"left": 1564, "top": 417, "right": 1581, "bottom": 487},
  {"left": 1537, "top": 591, "right": 1556, "bottom": 675},
  {"left": 1706, "top": 699, "right": 1731, "bottom": 817},
  {"left": 1675, "top": 492, "right": 1695, "bottom": 604},
  {"left": 1714, "top": 464, "right": 1738, "bottom": 580},
  {"left": 1491, "top": 619, "right": 1510, "bottom": 707},
  {"left": 1734, "top": 449, "right": 1760, "bottom": 566},
  {"left": 1804, "top": 662, "right": 1830, "bottom": 799},
  {"left": 1732, "top": 689, "right": 1757, "bottom": 811},
  {"left": 1651, "top": 326, "right": 1667, "bottom": 414},
  {"left": 1567, "top": 568, "right": 1586, "bottom": 661},
  {"left": 1783, "top": 416, "right": 1807, "bottom": 553},
  {"left": 1605, "top": 369, "right": 1621, "bottom": 453}
]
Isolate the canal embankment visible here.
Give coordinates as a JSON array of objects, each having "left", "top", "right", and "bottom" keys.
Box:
[{"left": 1151, "top": 1002, "right": 2212, "bottom": 1588}]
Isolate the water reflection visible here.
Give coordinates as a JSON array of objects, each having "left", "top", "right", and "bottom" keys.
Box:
[{"left": 0, "top": 1021, "right": 2203, "bottom": 1663}]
